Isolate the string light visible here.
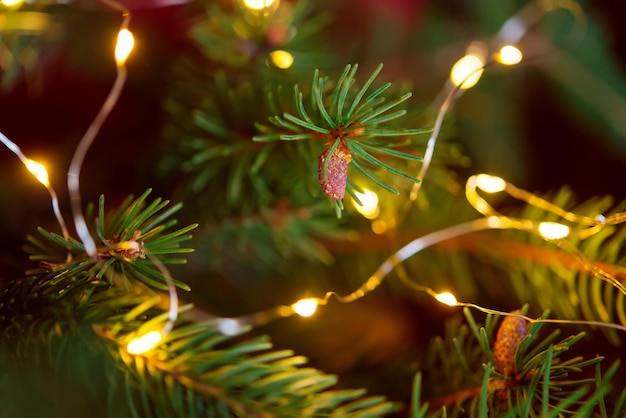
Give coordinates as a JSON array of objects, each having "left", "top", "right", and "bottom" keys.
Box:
[
  {"left": 127, "top": 330, "right": 162, "bottom": 355},
  {"left": 115, "top": 28, "right": 135, "bottom": 66},
  {"left": 466, "top": 173, "right": 626, "bottom": 240},
  {"left": 449, "top": 54, "right": 485, "bottom": 90},
  {"left": 291, "top": 298, "right": 319, "bottom": 317},
  {"left": 353, "top": 188, "right": 380, "bottom": 219},
  {"left": 0, "top": 131, "right": 70, "bottom": 240},
  {"left": 537, "top": 221, "right": 570, "bottom": 240},
  {"left": 0, "top": 0, "right": 23, "bottom": 7},
  {"left": 269, "top": 50, "right": 293, "bottom": 69},
  {"left": 68, "top": 12, "right": 133, "bottom": 257},
  {"left": 211, "top": 169, "right": 626, "bottom": 335},
  {"left": 2, "top": 0, "right": 181, "bottom": 357},
  {"left": 475, "top": 174, "right": 506, "bottom": 193},
  {"left": 207, "top": 198, "right": 626, "bottom": 339},
  {"left": 6, "top": 0, "right": 616, "bottom": 364},
  {"left": 425, "top": 288, "right": 626, "bottom": 332},
  {"left": 409, "top": 1, "right": 584, "bottom": 205},
  {"left": 243, "top": 0, "right": 276, "bottom": 10},
  {"left": 435, "top": 292, "right": 458, "bottom": 306},
  {"left": 124, "top": 253, "right": 180, "bottom": 354},
  {"left": 24, "top": 159, "right": 49, "bottom": 186},
  {"left": 497, "top": 45, "right": 523, "bottom": 65}
]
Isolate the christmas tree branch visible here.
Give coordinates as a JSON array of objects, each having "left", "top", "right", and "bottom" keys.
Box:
[{"left": 1, "top": 190, "right": 401, "bottom": 417}]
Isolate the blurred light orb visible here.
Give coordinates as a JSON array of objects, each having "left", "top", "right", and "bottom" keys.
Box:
[
  {"left": 25, "top": 159, "right": 49, "bottom": 186},
  {"left": 269, "top": 50, "right": 294, "bottom": 69},
  {"left": 354, "top": 189, "right": 379, "bottom": 219},
  {"left": 538, "top": 222, "right": 570, "bottom": 240},
  {"left": 243, "top": 0, "right": 276, "bottom": 10},
  {"left": 475, "top": 174, "right": 506, "bottom": 193},
  {"left": 498, "top": 45, "right": 523, "bottom": 65},
  {"left": 450, "top": 54, "right": 484, "bottom": 89},
  {"left": 435, "top": 292, "right": 458, "bottom": 306},
  {"left": 292, "top": 298, "right": 319, "bottom": 317}
]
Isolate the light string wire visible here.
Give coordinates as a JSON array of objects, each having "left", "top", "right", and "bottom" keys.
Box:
[
  {"left": 467, "top": 173, "right": 626, "bottom": 295},
  {"left": 71, "top": 1, "right": 181, "bottom": 353},
  {"left": 212, "top": 0, "right": 626, "bottom": 337},
  {"left": 67, "top": 8, "right": 131, "bottom": 257},
  {"left": 215, "top": 210, "right": 626, "bottom": 335},
  {"left": 4, "top": 0, "right": 617, "bottom": 354},
  {"left": 1, "top": 0, "right": 180, "bottom": 353},
  {"left": 125, "top": 253, "right": 180, "bottom": 354},
  {"left": 0, "top": 131, "right": 70, "bottom": 242},
  {"left": 409, "top": 0, "right": 586, "bottom": 204}
]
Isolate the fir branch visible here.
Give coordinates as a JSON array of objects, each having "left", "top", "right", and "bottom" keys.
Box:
[
  {"left": 1, "top": 191, "right": 400, "bottom": 417},
  {"left": 412, "top": 308, "right": 621, "bottom": 416},
  {"left": 254, "top": 63, "right": 430, "bottom": 201},
  {"left": 2, "top": 272, "right": 400, "bottom": 417},
  {"left": 22, "top": 190, "right": 196, "bottom": 294}
]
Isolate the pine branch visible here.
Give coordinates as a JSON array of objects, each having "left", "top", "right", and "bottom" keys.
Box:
[
  {"left": 1, "top": 191, "right": 400, "bottom": 417},
  {"left": 410, "top": 307, "right": 624, "bottom": 416},
  {"left": 254, "top": 63, "right": 430, "bottom": 206}
]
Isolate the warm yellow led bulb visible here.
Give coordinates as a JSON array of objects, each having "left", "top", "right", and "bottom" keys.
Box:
[
  {"left": 435, "top": 292, "right": 458, "bottom": 306},
  {"left": 269, "top": 50, "right": 294, "bottom": 69},
  {"left": 291, "top": 298, "right": 319, "bottom": 317},
  {"left": 25, "top": 158, "right": 49, "bottom": 187},
  {"left": 354, "top": 189, "right": 380, "bottom": 219},
  {"left": 538, "top": 222, "right": 570, "bottom": 240},
  {"left": 450, "top": 54, "right": 484, "bottom": 89},
  {"left": 127, "top": 330, "right": 162, "bottom": 354},
  {"left": 497, "top": 45, "right": 523, "bottom": 65},
  {"left": 243, "top": 0, "right": 276, "bottom": 10},
  {"left": 115, "top": 28, "right": 135, "bottom": 66},
  {"left": 475, "top": 174, "right": 506, "bottom": 193},
  {"left": 1, "top": 0, "right": 24, "bottom": 7}
]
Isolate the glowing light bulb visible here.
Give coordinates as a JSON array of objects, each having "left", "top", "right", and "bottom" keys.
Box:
[
  {"left": 487, "top": 216, "right": 504, "bottom": 228},
  {"left": 538, "top": 222, "right": 570, "bottom": 240},
  {"left": 243, "top": 0, "right": 276, "bottom": 10},
  {"left": 291, "top": 298, "right": 319, "bottom": 317},
  {"left": 475, "top": 174, "right": 506, "bottom": 193},
  {"left": 354, "top": 189, "right": 380, "bottom": 219},
  {"left": 126, "top": 330, "right": 162, "bottom": 355},
  {"left": 25, "top": 158, "right": 49, "bottom": 187},
  {"left": 1, "top": 0, "right": 23, "bottom": 6},
  {"left": 497, "top": 45, "right": 523, "bottom": 65},
  {"left": 269, "top": 50, "right": 294, "bottom": 69},
  {"left": 371, "top": 219, "right": 388, "bottom": 235},
  {"left": 450, "top": 54, "right": 485, "bottom": 89},
  {"left": 115, "top": 28, "right": 135, "bottom": 66},
  {"left": 435, "top": 292, "right": 458, "bottom": 306}
]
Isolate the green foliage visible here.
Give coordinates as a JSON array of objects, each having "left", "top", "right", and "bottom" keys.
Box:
[
  {"left": 483, "top": 187, "right": 626, "bottom": 345},
  {"left": 0, "top": 191, "right": 400, "bottom": 417},
  {"left": 255, "top": 63, "right": 430, "bottom": 207},
  {"left": 22, "top": 189, "right": 196, "bottom": 291},
  {"left": 117, "top": 319, "right": 399, "bottom": 417},
  {"left": 411, "top": 307, "right": 625, "bottom": 417},
  {"left": 190, "top": 0, "right": 334, "bottom": 72}
]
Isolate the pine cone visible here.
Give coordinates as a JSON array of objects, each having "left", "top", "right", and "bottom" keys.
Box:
[
  {"left": 318, "top": 140, "right": 352, "bottom": 200},
  {"left": 494, "top": 310, "right": 528, "bottom": 377}
]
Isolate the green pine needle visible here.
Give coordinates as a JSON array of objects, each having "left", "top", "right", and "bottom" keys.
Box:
[{"left": 253, "top": 63, "right": 431, "bottom": 205}]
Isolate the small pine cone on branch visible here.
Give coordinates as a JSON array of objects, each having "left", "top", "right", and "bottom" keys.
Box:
[
  {"left": 318, "top": 140, "right": 352, "bottom": 200},
  {"left": 494, "top": 310, "right": 528, "bottom": 377}
]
